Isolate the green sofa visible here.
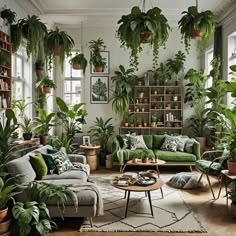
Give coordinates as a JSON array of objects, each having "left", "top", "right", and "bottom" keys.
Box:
[{"left": 112, "top": 135, "right": 201, "bottom": 168}]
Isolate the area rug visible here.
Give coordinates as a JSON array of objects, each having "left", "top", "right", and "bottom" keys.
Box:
[{"left": 79, "top": 174, "right": 206, "bottom": 232}]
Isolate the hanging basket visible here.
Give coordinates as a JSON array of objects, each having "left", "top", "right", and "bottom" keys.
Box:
[
  {"left": 140, "top": 30, "right": 152, "bottom": 43},
  {"left": 191, "top": 29, "right": 203, "bottom": 39},
  {"left": 72, "top": 63, "right": 81, "bottom": 70},
  {"left": 42, "top": 86, "right": 51, "bottom": 94},
  {"left": 53, "top": 45, "right": 62, "bottom": 56}
]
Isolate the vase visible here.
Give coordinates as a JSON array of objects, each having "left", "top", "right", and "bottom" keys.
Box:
[{"left": 227, "top": 160, "right": 236, "bottom": 175}]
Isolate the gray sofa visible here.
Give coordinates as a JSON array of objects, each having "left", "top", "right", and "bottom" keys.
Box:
[{"left": 6, "top": 145, "right": 103, "bottom": 225}]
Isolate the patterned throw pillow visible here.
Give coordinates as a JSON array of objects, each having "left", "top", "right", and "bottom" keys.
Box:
[
  {"left": 177, "top": 137, "right": 189, "bottom": 152},
  {"left": 51, "top": 150, "right": 74, "bottom": 174},
  {"left": 129, "top": 135, "right": 148, "bottom": 150},
  {"left": 184, "top": 138, "right": 196, "bottom": 153},
  {"left": 160, "top": 135, "right": 180, "bottom": 152}
]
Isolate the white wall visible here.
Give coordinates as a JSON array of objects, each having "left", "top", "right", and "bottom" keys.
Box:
[{"left": 63, "top": 26, "right": 200, "bottom": 133}]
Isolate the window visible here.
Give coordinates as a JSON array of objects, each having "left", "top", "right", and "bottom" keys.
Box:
[
  {"left": 12, "top": 48, "right": 32, "bottom": 116},
  {"left": 64, "top": 52, "right": 83, "bottom": 106}
]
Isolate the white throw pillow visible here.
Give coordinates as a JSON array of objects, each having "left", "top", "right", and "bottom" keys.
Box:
[{"left": 129, "top": 135, "right": 148, "bottom": 150}]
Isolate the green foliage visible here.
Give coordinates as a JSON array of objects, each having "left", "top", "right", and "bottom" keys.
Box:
[
  {"left": 10, "top": 24, "right": 22, "bottom": 53},
  {"left": 184, "top": 68, "right": 208, "bottom": 107},
  {"left": 166, "top": 51, "right": 186, "bottom": 79},
  {"left": 88, "top": 38, "right": 106, "bottom": 53},
  {"left": 11, "top": 98, "right": 33, "bottom": 116},
  {"left": 154, "top": 63, "right": 171, "bottom": 85},
  {"left": 88, "top": 117, "right": 115, "bottom": 152},
  {"left": 56, "top": 97, "right": 87, "bottom": 139},
  {"left": 92, "top": 78, "right": 108, "bottom": 101},
  {"left": 0, "top": 50, "right": 9, "bottom": 66},
  {"left": 69, "top": 53, "right": 87, "bottom": 75},
  {"left": 46, "top": 27, "right": 75, "bottom": 71},
  {"left": 151, "top": 114, "right": 157, "bottom": 122},
  {"left": 18, "top": 15, "right": 48, "bottom": 58},
  {"left": 21, "top": 115, "right": 32, "bottom": 133},
  {"left": 228, "top": 182, "right": 236, "bottom": 204},
  {"left": 33, "top": 108, "right": 55, "bottom": 136},
  {"left": 0, "top": 8, "right": 16, "bottom": 25},
  {"left": 112, "top": 137, "right": 129, "bottom": 165},
  {"left": 111, "top": 65, "right": 136, "bottom": 118},
  {"left": 90, "top": 54, "right": 106, "bottom": 69},
  {"left": 178, "top": 6, "right": 215, "bottom": 53},
  {"left": 36, "top": 75, "right": 56, "bottom": 89},
  {"left": 117, "top": 6, "right": 171, "bottom": 70}
]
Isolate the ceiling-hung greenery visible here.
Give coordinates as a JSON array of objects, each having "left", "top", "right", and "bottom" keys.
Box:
[{"left": 117, "top": 0, "right": 171, "bottom": 70}]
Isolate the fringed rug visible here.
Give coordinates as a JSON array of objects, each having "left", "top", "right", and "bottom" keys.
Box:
[{"left": 79, "top": 174, "right": 206, "bottom": 232}]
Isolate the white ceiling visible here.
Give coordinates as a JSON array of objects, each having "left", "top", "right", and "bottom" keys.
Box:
[{"left": 16, "top": 0, "right": 234, "bottom": 27}]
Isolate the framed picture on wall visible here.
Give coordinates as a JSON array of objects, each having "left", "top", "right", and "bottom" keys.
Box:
[
  {"left": 90, "top": 51, "right": 110, "bottom": 74},
  {"left": 82, "top": 135, "right": 91, "bottom": 145},
  {"left": 90, "top": 76, "right": 109, "bottom": 104}
]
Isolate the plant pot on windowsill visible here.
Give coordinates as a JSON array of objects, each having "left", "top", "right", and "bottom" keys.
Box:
[
  {"left": 42, "top": 86, "right": 51, "bottom": 94},
  {"left": 227, "top": 160, "right": 236, "bottom": 175},
  {"left": 23, "top": 132, "right": 32, "bottom": 141}
]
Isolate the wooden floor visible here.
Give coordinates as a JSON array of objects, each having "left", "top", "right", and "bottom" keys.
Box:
[{"left": 50, "top": 167, "right": 236, "bottom": 236}]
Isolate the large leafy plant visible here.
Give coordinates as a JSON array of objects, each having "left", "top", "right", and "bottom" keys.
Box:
[
  {"left": 153, "top": 62, "right": 171, "bottom": 85},
  {"left": 178, "top": 6, "right": 215, "bottom": 52},
  {"left": 0, "top": 8, "right": 16, "bottom": 25},
  {"left": 117, "top": 6, "right": 170, "bottom": 70},
  {"left": 111, "top": 65, "right": 136, "bottom": 118}
]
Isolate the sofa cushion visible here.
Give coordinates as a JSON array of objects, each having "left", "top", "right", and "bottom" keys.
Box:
[
  {"left": 30, "top": 153, "right": 48, "bottom": 180},
  {"left": 143, "top": 135, "right": 153, "bottom": 149},
  {"left": 153, "top": 135, "right": 165, "bottom": 149},
  {"left": 42, "top": 170, "right": 87, "bottom": 182},
  {"left": 154, "top": 150, "right": 197, "bottom": 162},
  {"left": 129, "top": 135, "right": 148, "bottom": 150},
  {"left": 6, "top": 155, "right": 36, "bottom": 184},
  {"left": 195, "top": 160, "right": 223, "bottom": 176},
  {"left": 160, "top": 135, "right": 180, "bottom": 152},
  {"left": 129, "top": 149, "right": 155, "bottom": 159},
  {"left": 47, "top": 148, "right": 58, "bottom": 154},
  {"left": 185, "top": 138, "right": 196, "bottom": 153},
  {"left": 177, "top": 136, "right": 189, "bottom": 152},
  {"left": 42, "top": 153, "right": 57, "bottom": 174}
]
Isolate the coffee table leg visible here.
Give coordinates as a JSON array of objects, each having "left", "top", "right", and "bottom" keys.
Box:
[
  {"left": 124, "top": 190, "right": 127, "bottom": 199},
  {"left": 156, "top": 165, "right": 160, "bottom": 177},
  {"left": 160, "top": 187, "right": 164, "bottom": 199},
  {"left": 147, "top": 191, "right": 154, "bottom": 217},
  {"left": 125, "top": 190, "right": 130, "bottom": 218}
]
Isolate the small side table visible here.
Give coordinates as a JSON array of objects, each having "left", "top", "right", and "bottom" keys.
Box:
[
  {"left": 80, "top": 145, "right": 101, "bottom": 171},
  {"left": 219, "top": 170, "right": 236, "bottom": 206}
]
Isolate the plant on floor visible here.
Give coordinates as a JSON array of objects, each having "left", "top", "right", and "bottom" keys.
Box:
[
  {"left": 0, "top": 8, "right": 16, "bottom": 25},
  {"left": 111, "top": 65, "right": 137, "bottom": 118},
  {"left": 69, "top": 53, "right": 87, "bottom": 74},
  {"left": 46, "top": 27, "right": 75, "bottom": 71},
  {"left": 117, "top": 5, "right": 170, "bottom": 70},
  {"left": 18, "top": 15, "right": 48, "bottom": 57},
  {"left": 178, "top": 5, "right": 215, "bottom": 53},
  {"left": 56, "top": 97, "right": 87, "bottom": 140}
]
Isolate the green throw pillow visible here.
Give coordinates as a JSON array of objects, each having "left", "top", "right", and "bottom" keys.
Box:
[
  {"left": 42, "top": 153, "right": 57, "bottom": 174},
  {"left": 30, "top": 153, "right": 48, "bottom": 180},
  {"left": 47, "top": 149, "right": 58, "bottom": 154},
  {"left": 184, "top": 138, "right": 196, "bottom": 153},
  {"left": 160, "top": 135, "right": 180, "bottom": 152},
  {"left": 51, "top": 150, "right": 74, "bottom": 175}
]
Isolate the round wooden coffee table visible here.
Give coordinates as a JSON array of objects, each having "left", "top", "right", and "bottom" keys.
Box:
[{"left": 111, "top": 177, "right": 164, "bottom": 218}]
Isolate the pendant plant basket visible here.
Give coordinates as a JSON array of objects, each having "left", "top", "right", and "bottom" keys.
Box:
[
  {"left": 117, "top": 6, "right": 170, "bottom": 70},
  {"left": 69, "top": 53, "right": 87, "bottom": 75},
  {"left": 36, "top": 75, "right": 56, "bottom": 94},
  {"left": 0, "top": 8, "right": 16, "bottom": 25},
  {"left": 46, "top": 27, "right": 75, "bottom": 71},
  {"left": 10, "top": 24, "right": 22, "bottom": 53},
  {"left": 178, "top": 6, "right": 215, "bottom": 53}
]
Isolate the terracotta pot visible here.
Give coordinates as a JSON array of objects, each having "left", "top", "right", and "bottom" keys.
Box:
[
  {"left": 140, "top": 30, "right": 152, "bottom": 43},
  {"left": 94, "top": 66, "right": 103, "bottom": 72},
  {"left": 0, "top": 208, "right": 8, "bottom": 223},
  {"left": 195, "top": 137, "right": 206, "bottom": 153},
  {"left": 42, "top": 86, "right": 51, "bottom": 94},
  {"left": 138, "top": 124, "right": 142, "bottom": 128},
  {"left": 0, "top": 218, "right": 11, "bottom": 234},
  {"left": 191, "top": 29, "right": 203, "bottom": 39},
  {"left": 124, "top": 123, "right": 129, "bottom": 127},
  {"left": 227, "top": 160, "right": 236, "bottom": 175},
  {"left": 72, "top": 63, "right": 81, "bottom": 70},
  {"left": 40, "top": 135, "right": 48, "bottom": 145},
  {"left": 53, "top": 45, "right": 62, "bottom": 56},
  {"left": 142, "top": 157, "right": 149, "bottom": 163},
  {"left": 130, "top": 124, "right": 135, "bottom": 127},
  {"left": 132, "top": 158, "right": 137, "bottom": 163},
  {"left": 231, "top": 203, "right": 236, "bottom": 219}
]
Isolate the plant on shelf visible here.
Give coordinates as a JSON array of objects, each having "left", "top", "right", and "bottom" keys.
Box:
[
  {"left": 46, "top": 27, "right": 75, "bottom": 71},
  {"left": 153, "top": 63, "right": 171, "bottom": 85},
  {"left": 18, "top": 15, "right": 48, "bottom": 57},
  {"left": 138, "top": 88, "right": 145, "bottom": 98},
  {"left": 36, "top": 75, "right": 56, "bottom": 94},
  {"left": 129, "top": 116, "right": 135, "bottom": 127},
  {"left": 20, "top": 115, "right": 33, "bottom": 141},
  {"left": 56, "top": 97, "right": 87, "bottom": 140},
  {"left": 143, "top": 118, "right": 148, "bottom": 127},
  {"left": 0, "top": 8, "right": 16, "bottom": 25},
  {"left": 151, "top": 114, "right": 157, "bottom": 127},
  {"left": 69, "top": 53, "right": 87, "bottom": 74},
  {"left": 166, "top": 51, "right": 186, "bottom": 83},
  {"left": 0, "top": 50, "right": 9, "bottom": 66},
  {"left": 117, "top": 5, "right": 170, "bottom": 70},
  {"left": 136, "top": 117, "right": 142, "bottom": 127},
  {"left": 89, "top": 38, "right": 106, "bottom": 72},
  {"left": 111, "top": 65, "right": 136, "bottom": 119},
  {"left": 88, "top": 117, "right": 115, "bottom": 166},
  {"left": 178, "top": 5, "right": 215, "bottom": 53},
  {"left": 123, "top": 113, "right": 129, "bottom": 127}
]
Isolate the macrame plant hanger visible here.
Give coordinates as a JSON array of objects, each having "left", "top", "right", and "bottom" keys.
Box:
[{"left": 80, "top": 21, "right": 84, "bottom": 54}]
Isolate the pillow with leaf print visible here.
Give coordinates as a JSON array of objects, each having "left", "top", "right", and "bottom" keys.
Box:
[{"left": 160, "top": 135, "right": 180, "bottom": 152}]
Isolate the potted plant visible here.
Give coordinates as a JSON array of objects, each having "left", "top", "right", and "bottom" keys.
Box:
[
  {"left": 36, "top": 75, "right": 56, "bottom": 94},
  {"left": 166, "top": 51, "right": 186, "bottom": 84},
  {"left": 35, "top": 60, "right": 45, "bottom": 77},
  {"left": 111, "top": 65, "right": 136, "bottom": 119},
  {"left": 178, "top": 6, "right": 215, "bottom": 52},
  {"left": 88, "top": 38, "right": 106, "bottom": 54},
  {"left": 18, "top": 15, "right": 48, "bottom": 58},
  {"left": 46, "top": 27, "right": 75, "bottom": 71},
  {"left": 88, "top": 117, "right": 115, "bottom": 166},
  {"left": 136, "top": 117, "right": 142, "bottom": 127},
  {"left": 20, "top": 115, "right": 33, "bottom": 140},
  {"left": 117, "top": 6, "right": 170, "bottom": 70},
  {"left": 90, "top": 53, "right": 106, "bottom": 72},
  {"left": 0, "top": 50, "right": 9, "bottom": 66},
  {"left": 123, "top": 115, "right": 129, "bottom": 127},
  {"left": 151, "top": 114, "right": 157, "bottom": 127},
  {"left": 33, "top": 108, "right": 56, "bottom": 145},
  {"left": 69, "top": 53, "right": 87, "bottom": 74},
  {"left": 0, "top": 8, "right": 16, "bottom": 25},
  {"left": 143, "top": 118, "right": 148, "bottom": 127},
  {"left": 129, "top": 116, "right": 135, "bottom": 127},
  {"left": 154, "top": 63, "right": 171, "bottom": 85}
]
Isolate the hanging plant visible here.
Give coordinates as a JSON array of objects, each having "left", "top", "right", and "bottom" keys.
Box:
[
  {"left": 178, "top": 6, "right": 215, "bottom": 53},
  {"left": 10, "top": 24, "right": 22, "bottom": 53},
  {"left": 69, "top": 53, "right": 87, "bottom": 75},
  {"left": 46, "top": 27, "right": 75, "bottom": 71},
  {"left": 0, "top": 8, "right": 16, "bottom": 25},
  {"left": 117, "top": 6, "right": 171, "bottom": 70}
]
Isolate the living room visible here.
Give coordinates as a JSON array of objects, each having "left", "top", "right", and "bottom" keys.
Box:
[{"left": 0, "top": 0, "right": 236, "bottom": 235}]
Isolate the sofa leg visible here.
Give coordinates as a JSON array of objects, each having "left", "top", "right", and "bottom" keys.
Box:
[
  {"left": 189, "top": 166, "right": 193, "bottom": 172},
  {"left": 88, "top": 217, "right": 93, "bottom": 227}
]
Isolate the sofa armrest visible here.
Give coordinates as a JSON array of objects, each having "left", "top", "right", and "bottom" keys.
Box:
[
  {"left": 193, "top": 141, "right": 201, "bottom": 160},
  {"left": 68, "top": 154, "right": 87, "bottom": 164}
]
